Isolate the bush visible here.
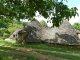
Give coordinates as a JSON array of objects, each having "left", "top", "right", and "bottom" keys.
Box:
[
  {"left": 40, "top": 20, "right": 48, "bottom": 27},
  {"left": 0, "top": 28, "right": 10, "bottom": 39},
  {"left": 3, "top": 33, "right": 10, "bottom": 38},
  {"left": 72, "top": 22, "right": 80, "bottom": 31},
  {"left": 8, "top": 23, "right": 23, "bottom": 34}
]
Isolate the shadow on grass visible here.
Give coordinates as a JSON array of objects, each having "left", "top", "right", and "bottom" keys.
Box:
[
  {"left": 0, "top": 46, "right": 16, "bottom": 51},
  {"left": 0, "top": 49, "right": 39, "bottom": 60},
  {"left": 1, "top": 40, "right": 80, "bottom": 56},
  {"left": 0, "top": 51, "right": 15, "bottom": 60},
  {"left": 36, "top": 50, "right": 80, "bottom": 60}
]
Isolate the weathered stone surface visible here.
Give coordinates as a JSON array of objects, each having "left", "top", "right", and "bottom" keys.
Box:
[
  {"left": 9, "top": 28, "right": 23, "bottom": 40},
  {"left": 17, "top": 20, "right": 80, "bottom": 45}
]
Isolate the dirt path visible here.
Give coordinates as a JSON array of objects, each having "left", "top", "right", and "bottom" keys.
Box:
[
  {"left": 0, "top": 46, "right": 69, "bottom": 60},
  {"left": 0, "top": 49, "right": 54, "bottom": 60},
  {"left": 32, "top": 49, "right": 80, "bottom": 57},
  {"left": 11, "top": 46, "right": 80, "bottom": 57}
]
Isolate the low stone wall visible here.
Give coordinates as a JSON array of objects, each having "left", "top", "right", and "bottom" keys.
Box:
[
  {"left": 24, "top": 42, "right": 80, "bottom": 50},
  {"left": 46, "top": 43, "right": 80, "bottom": 50}
]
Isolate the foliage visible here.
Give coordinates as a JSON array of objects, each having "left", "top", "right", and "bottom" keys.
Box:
[
  {"left": 0, "top": 28, "right": 10, "bottom": 38},
  {"left": 0, "top": 22, "right": 7, "bottom": 28},
  {"left": 0, "top": 20, "right": 24, "bottom": 39},
  {"left": 0, "top": 0, "right": 78, "bottom": 27},
  {"left": 40, "top": 20, "right": 48, "bottom": 27},
  {"left": 0, "top": 21, "right": 10, "bottom": 39},
  {"left": 22, "top": 22, "right": 29, "bottom": 27},
  {"left": 8, "top": 23, "right": 23, "bottom": 34},
  {"left": 0, "top": 19, "right": 29, "bottom": 38},
  {"left": 72, "top": 22, "right": 80, "bottom": 31},
  {"left": 3, "top": 33, "right": 10, "bottom": 38},
  {"left": 12, "top": 20, "right": 28, "bottom": 27},
  {"left": 0, "top": 28, "right": 5, "bottom": 36}
]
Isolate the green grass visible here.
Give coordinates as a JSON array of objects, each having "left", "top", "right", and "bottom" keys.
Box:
[
  {"left": 13, "top": 43, "right": 80, "bottom": 54},
  {"left": 0, "top": 51, "right": 15, "bottom": 60},
  {"left": 0, "top": 46, "right": 16, "bottom": 50},
  {"left": 0, "top": 40, "right": 14, "bottom": 46},
  {"left": 0, "top": 40, "right": 80, "bottom": 54},
  {"left": 0, "top": 40, "right": 80, "bottom": 60},
  {"left": 0, "top": 40, "right": 39, "bottom": 60},
  {"left": 36, "top": 51, "right": 80, "bottom": 60},
  {"left": 0, "top": 51, "right": 39, "bottom": 60},
  {"left": 27, "top": 56, "right": 39, "bottom": 60},
  {"left": 0, "top": 40, "right": 18, "bottom": 51}
]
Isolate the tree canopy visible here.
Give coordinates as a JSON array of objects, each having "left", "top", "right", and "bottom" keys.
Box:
[
  {"left": 73, "top": 22, "right": 80, "bottom": 31},
  {"left": 0, "top": 22, "right": 7, "bottom": 28},
  {"left": 0, "top": 0, "right": 79, "bottom": 27},
  {"left": 40, "top": 20, "right": 48, "bottom": 27}
]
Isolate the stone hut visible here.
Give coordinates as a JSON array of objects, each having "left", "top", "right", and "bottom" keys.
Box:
[
  {"left": 16, "top": 20, "right": 80, "bottom": 45},
  {"left": 9, "top": 28, "right": 23, "bottom": 40},
  {"left": 17, "top": 20, "right": 43, "bottom": 43}
]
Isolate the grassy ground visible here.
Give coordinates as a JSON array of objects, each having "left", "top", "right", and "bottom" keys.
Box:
[
  {"left": 36, "top": 50, "right": 80, "bottom": 60},
  {"left": 0, "top": 40, "right": 80, "bottom": 60},
  {"left": 1, "top": 40, "right": 79, "bottom": 53},
  {"left": 0, "top": 51, "right": 39, "bottom": 60},
  {"left": 0, "top": 40, "right": 39, "bottom": 60}
]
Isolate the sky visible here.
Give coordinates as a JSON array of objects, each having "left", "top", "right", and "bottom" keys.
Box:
[
  {"left": 63, "top": 0, "right": 80, "bottom": 24},
  {"left": 35, "top": 0, "right": 80, "bottom": 27},
  {"left": 22, "top": 0, "right": 80, "bottom": 27}
]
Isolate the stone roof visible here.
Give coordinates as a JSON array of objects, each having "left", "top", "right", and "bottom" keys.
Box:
[
  {"left": 17, "top": 20, "right": 80, "bottom": 45},
  {"left": 9, "top": 28, "right": 23, "bottom": 39}
]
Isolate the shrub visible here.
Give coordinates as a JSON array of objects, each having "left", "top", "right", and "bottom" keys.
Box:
[{"left": 40, "top": 20, "right": 48, "bottom": 27}]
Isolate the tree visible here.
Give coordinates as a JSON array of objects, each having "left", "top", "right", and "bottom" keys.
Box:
[
  {"left": 73, "top": 22, "right": 80, "bottom": 31},
  {"left": 22, "top": 22, "right": 29, "bottom": 27},
  {"left": 0, "top": 21, "right": 10, "bottom": 39},
  {"left": 40, "top": 20, "right": 48, "bottom": 27},
  {"left": 8, "top": 22, "right": 23, "bottom": 34},
  {"left": 0, "top": 22, "right": 7, "bottom": 28},
  {"left": 0, "top": 0, "right": 78, "bottom": 27},
  {"left": 0, "top": 28, "right": 10, "bottom": 39}
]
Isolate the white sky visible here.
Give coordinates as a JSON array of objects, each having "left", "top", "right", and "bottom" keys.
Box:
[
  {"left": 35, "top": 0, "right": 80, "bottom": 27},
  {"left": 64, "top": 0, "right": 80, "bottom": 25},
  {"left": 69, "top": 7, "right": 80, "bottom": 24},
  {"left": 22, "top": 0, "right": 80, "bottom": 27},
  {"left": 35, "top": 12, "right": 53, "bottom": 27}
]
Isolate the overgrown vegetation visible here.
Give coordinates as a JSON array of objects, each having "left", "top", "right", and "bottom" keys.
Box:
[
  {"left": 0, "top": 0, "right": 78, "bottom": 27},
  {"left": 73, "top": 22, "right": 80, "bottom": 31},
  {"left": 40, "top": 20, "right": 48, "bottom": 27},
  {"left": 0, "top": 0, "right": 79, "bottom": 59},
  {"left": 0, "top": 20, "right": 28, "bottom": 39}
]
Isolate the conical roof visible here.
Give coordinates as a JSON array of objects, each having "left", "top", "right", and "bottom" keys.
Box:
[
  {"left": 39, "top": 20, "right": 80, "bottom": 45},
  {"left": 23, "top": 20, "right": 43, "bottom": 42}
]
